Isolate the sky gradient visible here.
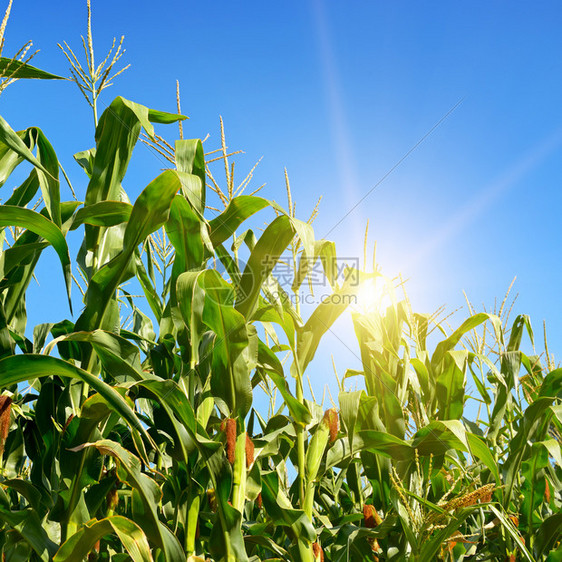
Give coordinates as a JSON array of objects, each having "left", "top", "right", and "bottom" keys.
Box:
[{"left": 2, "top": 1, "right": 561, "bottom": 395}]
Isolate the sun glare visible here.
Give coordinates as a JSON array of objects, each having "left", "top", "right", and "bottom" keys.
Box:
[{"left": 353, "top": 277, "right": 392, "bottom": 315}]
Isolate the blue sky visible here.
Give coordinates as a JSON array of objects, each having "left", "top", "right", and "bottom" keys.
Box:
[{"left": 2, "top": 1, "right": 562, "bottom": 397}]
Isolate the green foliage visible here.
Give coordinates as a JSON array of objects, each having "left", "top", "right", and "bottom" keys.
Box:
[{"left": 0, "top": 5, "right": 560, "bottom": 562}]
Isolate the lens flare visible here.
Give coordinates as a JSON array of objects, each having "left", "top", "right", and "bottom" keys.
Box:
[{"left": 353, "top": 277, "right": 392, "bottom": 315}]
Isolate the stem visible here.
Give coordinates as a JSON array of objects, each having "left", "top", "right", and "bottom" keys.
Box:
[
  {"left": 231, "top": 430, "right": 247, "bottom": 512},
  {"left": 186, "top": 493, "right": 200, "bottom": 556},
  {"left": 291, "top": 239, "right": 307, "bottom": 509},
  {"left": 233, "top": 229, "right": 238, "bottom": 267},
  {"left": 61, "top": 445, "right": 88, "bottom": 542},
  {"left": 290, "top": 240, "right": 313, "bottom": 560},
  {"left": 188, "top": 359, "right": 196, "bottom": 407},
  {"left": 303, "top": 480, "right": 315, "bottom": 520},
  {"left": 92, "top": 87, "right": 98, "bottom": 127},
  {"left": 297, "top": 538, "right": 314, "bottom": 562},
  {"left": 304, "top": 422, "right": 329, "bottom": 519},
  {"left": 295, "top": 374, "right": 306, "bottom": 507}
]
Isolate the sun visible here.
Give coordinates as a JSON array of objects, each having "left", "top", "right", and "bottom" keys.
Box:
[{"left": 353, "top": 277, "right": 392, "bottom": 315}]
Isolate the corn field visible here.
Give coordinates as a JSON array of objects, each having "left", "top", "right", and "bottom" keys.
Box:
[{"left": 0, "top": 3, "right": 560, "bottom": 561}]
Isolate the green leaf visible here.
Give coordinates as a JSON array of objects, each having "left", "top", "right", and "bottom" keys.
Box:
[
  {"left": 434, "top": 350, "right": 468, "bottom": 420},
  {"left": 292, "top": 239, "right": 337, "bottom": 291},
  {"left": 71, "top": 201, "right": 132, "bottom": 229},
  {"left": 488, "top": 505, "right": 535, "bottom": 562},
  {"left": 539, "top": 368, "right": 562, "bottom": 399},
  {"left": 0, "top": 204, "right": 77, "bottom": 336},
  {"left": 134, "top": 379, "right": 199, "bottom": 464},
  {"left": 86, "top": 97, "right": 171, "bottom": 205},
  {"left": 134, "top": 250, "right": 163, "bottom": 321},
  {"left": 175, "top": 139, "right": 206, "bottom": 215},
  {"left": 507, "top": 314, "right": 534, "bottom": 351},
  {"left": 0, "top": 506, "right": 57, "bottom": 561},
  {"left": 411, "top": 357, "right": 431, "bottom": 401},
  {"left": 0, "top": 125, "right": 62, "bottom": 229},
  {"left": 503, "top": 396, "right": 556, "bottom": 507},
  {"left": 295, "top": 268, "right": 364, "bottom": 375},
  {"left": 81, "top": 97, "right": 181, "bottom": 270},
  {"left": 0, "top": 241, "right": 48, "bottom": 283},
  {"left": 3, "top": 167, "right": 39, "bottom": 204},
  {"left": 243, "top": 535, "right": 289, "bottom": 560},
  {"left": 55, "top": 330, "right": 146, "bottom": 382},
  {"left": 257, "top": 340, "right": 311, "bottom": 424},
  {"left": 0, "top": 355, "right": 150, "bottom": 443},
  {"left": 431, "top": 313, "right": 502, "bottom": 368},
  {"left": 0, "top": 116, "right": 52, "bottom": 179},
  {"left": 290, "top": 216, "right": 314, "bottom": 260},
  {"left": 235, "top": 214, "right": 297, "bottom": 319},
  {"left": 76, "top": 170, "right": 181, "bottom": 333},
  {"left": 535, "top": 512, "right": 562, "bottom": 558},
  {"left": 0, "top": 205, "right": 71, "bottom": 311},
  {"left": 54, "top": 516, "right": 153, "bottom": 562},
  {"left": 209, "top": 196, "right": 272, "bottom": 246},
  {"left": 338, "top": 390, "right": 363, "bottom": 453},
  {"left": 73, "top": 147, "right": 96, "bottom": 177},
  {"left": 412, "top": 420, "right": 468, "bottom": 456},
  {"left": 1, "top": 479, "right": 43, "bottom": 514},
  {"left": 80, "top": 440, "right": 183, "bottom": 562},
  {"left": 536, "top": 438, "right": 562, "bottom": 467},
  {"left": 166, "top": 194, "right": 206, "bottom": 313},
  {"left": 176, "top": 270, "right": 206, "bottom": 366},
  {"left": 200, "top": 270, "right": 252, "bottom": 417},
  {"left": 357, "top": 430, "right": 413, "bottom": 460},
  {"left": 207, "top": 450, "right": 249, "bottom": 562},
  {"left": 467, "top": 432, "right": 500, "bottom": 483},
  {"left": 27, "top": 127, "right": 62, "bottom": 227},
  {"left": 0, "top": 57, "right": 64, "bottom": 79},
  {"left": 147, "top": 108, "right": 188, "bottom": 124},
  {"left": 130, "top": 379, "right": 244, "bottom": 562},
  {"left": 261, "top": 470, "right": 316, "bottom": 542}
]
